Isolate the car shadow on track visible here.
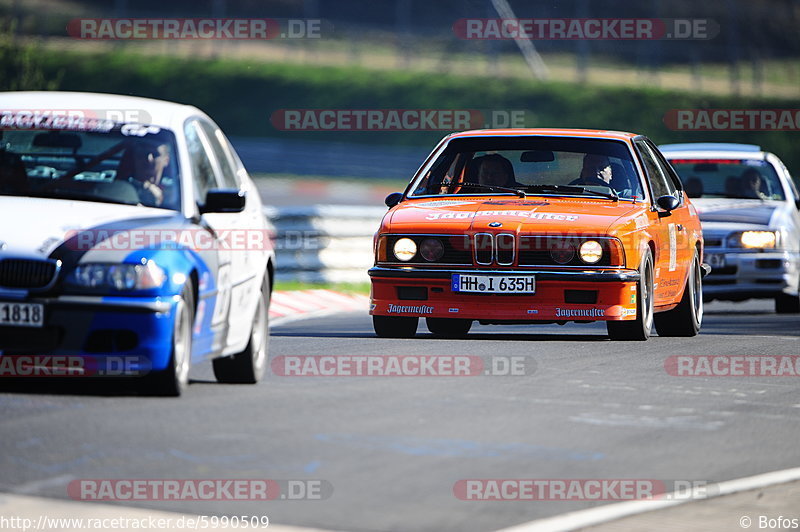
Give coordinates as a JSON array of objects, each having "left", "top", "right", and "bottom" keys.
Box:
[
  {"left": 271, "top": 330, "right": 613, "bottom": 341},
  {"left": 701, "top": 312, "right": 799, "bottom": 336},
  {"left": 0, "top": 378, "right": 210, "bottom": 397}
]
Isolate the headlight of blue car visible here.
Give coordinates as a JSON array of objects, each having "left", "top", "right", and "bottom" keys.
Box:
[{"left": 68, "top": 260, "right": 167, "bottom": 291}]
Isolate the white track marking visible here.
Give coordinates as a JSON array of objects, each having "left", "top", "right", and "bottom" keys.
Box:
[{"left": 495, "top": 466, "right": 800, "bottom": 532}]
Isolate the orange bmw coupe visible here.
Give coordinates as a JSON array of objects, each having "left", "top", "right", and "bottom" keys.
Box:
[{"left": 370, "top": 129, "right": 708, "bottom": 340}]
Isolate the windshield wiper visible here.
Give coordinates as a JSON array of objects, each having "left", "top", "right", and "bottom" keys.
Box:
[
  {"left": 525, "top": 184, "right": 619, "bottom": 201},
  {"left": 457, "top": 183, "right": 526, "bottom": 198}
]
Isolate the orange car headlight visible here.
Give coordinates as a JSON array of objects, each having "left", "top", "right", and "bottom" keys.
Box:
[{"left": 579, "top": 240, "right": 603, "bottom": 264}]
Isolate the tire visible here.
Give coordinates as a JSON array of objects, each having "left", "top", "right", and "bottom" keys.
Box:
[
  {"left": 607, "top": 251, "right": 654, "bottom": 341},
  {"left": 373, "top": 315, "right": 418, "bottom": 338},
  {"left": 775, "top": 292, "right": 800, "bottom": 314},
  {"left": 654, "top": 250, "right": 703, "bottom": 337},
  {"left": 145, "top": 282, "right": 194, "bottom": 396},
  {"left": 426, "top": 318, "right": 472, "bottom": 338},
  {"left": 213, "top": 275, "right": 270, "bottom": 384}
]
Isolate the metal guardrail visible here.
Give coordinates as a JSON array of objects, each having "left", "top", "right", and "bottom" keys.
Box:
[{"left": 263, "top": 205, "right": 387, "bottom": 283}]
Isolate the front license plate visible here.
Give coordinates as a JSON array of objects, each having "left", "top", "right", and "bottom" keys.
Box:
[
  {"left": 0, "top": 302, "right": 44, "bottom": 328},
  {"left": 452, "top": 274, "right": 535, "bottom": 294},
  {"left": 706, "top": 253, "right": 726, "bottom": 269}
]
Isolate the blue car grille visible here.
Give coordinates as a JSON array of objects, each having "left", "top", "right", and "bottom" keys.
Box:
[{"left": 0, "top": 258, "right": 59, "bottom": 289}]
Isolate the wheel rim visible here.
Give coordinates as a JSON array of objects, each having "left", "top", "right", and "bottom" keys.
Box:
[
  {"left": 251, "top": 293, "right": 268, "bottom": 373},
  {"left": 173, "top": 299, "right": 191, "bottom": 387},
  {"left": 643, "top": 261, "right": 654, "bottom": 330},
  {"left": 693, "top": 256, "right": 703, "bottom": 326}
]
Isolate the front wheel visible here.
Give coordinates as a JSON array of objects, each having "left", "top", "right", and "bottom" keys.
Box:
[
  {"left": 373, "top": 315, "right": 418, "bottom": 338},
  {"left": 213, "top": 276, "right": 270, "bottom": 384},
  {"left": 145, "top": 282, "right": 194, "bottom": 396},
  {"left": 607, "top": 251, "right": 654, "bottom": 341},
  {"left": 654, "top": 250, "right": 703, "bottom": 337},
  {"left": 775, "top": 273, "right": 800, "bottom": 314}
]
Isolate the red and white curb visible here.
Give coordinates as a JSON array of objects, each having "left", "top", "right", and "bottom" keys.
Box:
[{"left": 270, "top": 289, "right": 370, "bottom": 325}]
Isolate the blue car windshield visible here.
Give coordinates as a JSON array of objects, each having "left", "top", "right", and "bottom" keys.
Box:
[{"left": 0, "top": 115, "right": 181, "bottom": 211}]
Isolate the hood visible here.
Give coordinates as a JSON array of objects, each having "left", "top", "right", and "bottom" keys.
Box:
[
  {"left": 692, "top": 198, "right": 779, "bottom": 226},
  {"left": 387, "top": 197, "right": 641, "bottom": 235},
  {"left": 0, "top": 196, "right": 180, "bottom": 259}
]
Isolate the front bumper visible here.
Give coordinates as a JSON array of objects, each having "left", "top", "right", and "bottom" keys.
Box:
[
  {"left": 369, "top": 267, "right": 641, "bottom": 322},
  {"left": 703, "top": 250, "right": 800, "bottom": 301},
  {"left": 0, "top": 294, "right": 179, "bottom": 374}
]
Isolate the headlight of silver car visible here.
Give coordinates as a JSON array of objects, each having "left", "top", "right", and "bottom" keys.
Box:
[
  {"left": 69, "top": 260, "right": 166, "bottom": 291},
  {"left": 733, "top": 231, "right": 778, "bottom": 249}
]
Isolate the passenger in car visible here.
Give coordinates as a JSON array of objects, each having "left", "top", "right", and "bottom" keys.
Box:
[
  {"left": 474, "top": 154, "right": 516, "bottom": 188},
  {"left": 609, "top": 161, "right": 643, "bottom": 199},
  {"left": 571, "top": 154, "right": 613, "bottom": 187},
  {"left": 119, "top": 142, "right": 172, "bottom": 207},
  {"left": 741, "top": 168, "right": 769, "bottom": 200}
]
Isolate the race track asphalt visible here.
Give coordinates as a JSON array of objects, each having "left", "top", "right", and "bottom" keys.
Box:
[{"left": 0, "top": 299, "right": 798, "bottom": 531}]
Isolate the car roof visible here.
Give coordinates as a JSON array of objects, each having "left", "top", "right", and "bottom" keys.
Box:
[
  {"left": 0, "top": 91, "right": 202, "bottom": 129},
  {"left": 659, "top": 142, "right": 767, "bottom": 160},
  {"left": 449, "top": 128, "right": 639, "bottom": 141},
  {"left": 659, "top": 142, "right": 762, "bottom": 152}
]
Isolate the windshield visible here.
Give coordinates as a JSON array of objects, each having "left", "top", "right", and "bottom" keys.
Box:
[
  {"left": 669, "top": 158, "right": 785, "bottom": 201},
  {"left": 409, "top": 136, "right": 643, "bottom": 200},
  {"left": 0, "top": 117, "right": 181, "bottom": 211}
]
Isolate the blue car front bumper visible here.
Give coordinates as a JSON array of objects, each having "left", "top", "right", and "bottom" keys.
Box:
[{"left": 0, "top": 295, "right": 180, "bottom": 374}]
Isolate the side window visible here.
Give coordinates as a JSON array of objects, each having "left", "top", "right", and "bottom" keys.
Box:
[
  {"left": 776, "top": 158, "right": 799, "bottom": 202},
  {"left": 788, "top": 174, "right": 799, "bottom": 202},
  {"left": 645, "top": 139, "right": 682, "bottom": 196},
  {"left": 198, "top": 120, "right": 239, "bottom": 189},
  {"left": 184, "top": 119, "right": 221, "bottom": 201},
  {"left": 635, "top": 139, "right": 671, "bottom": 201}
]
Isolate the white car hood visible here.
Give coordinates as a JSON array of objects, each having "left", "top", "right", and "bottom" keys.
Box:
[
  {"left": 0, "top": 196, "right": 174, "bottom": 258},
  {"left": 692, "top": 198, "right": 780, "bottom": 227}
]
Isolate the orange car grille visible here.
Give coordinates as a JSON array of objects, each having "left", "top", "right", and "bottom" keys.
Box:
[{"left": 384, "top": 234, "right": 616, "bottom": 267}]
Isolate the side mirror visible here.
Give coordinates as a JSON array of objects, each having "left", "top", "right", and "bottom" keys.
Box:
[
  {"left": 200, "top": 188, "right": 246, "bottom": 214},
  {"left": 656, "top": 195, "right": 680, "bottom": 217},
  {"left": 385, "top": 192, "right": 403, "bottom": 208}
]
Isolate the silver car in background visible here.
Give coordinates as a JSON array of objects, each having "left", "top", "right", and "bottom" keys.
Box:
[{"left": 660, "top": 143, "right": 800, "bottom": 313}]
